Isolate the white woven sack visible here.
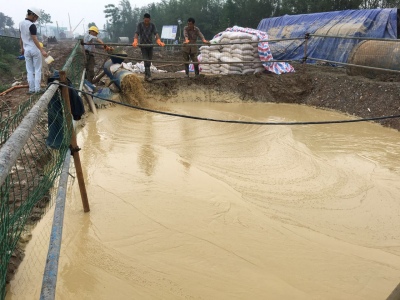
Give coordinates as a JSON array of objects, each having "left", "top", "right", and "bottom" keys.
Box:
[
  {"left": 220, "top": 68, "right": 242, "bottom": 75},
  {"left": 210, "top": 37, "right": 221, "bottom": 44},
  {"left": 231, "top": 48, "right": 243, "bottom": 55},
  {"left": 232, "top": 43, "right": 254, "bottom": 51},
  {"left": 241, "top": 55, "right": 254, "bottom": 61},
  {"left": 231, "top": 54, "right": 244, "bottom": 60},
  {"left": 220, "top": 46, "right": 232, "bottom": 53},
  {"left": 221, "top": 56, "right": 242, "bottom": 63},
  {"left": 210, "top": 52, "right": 224, "bottom": 59},
  {"left": 221, "top": 64, "right": 242, "bottom": 72},
  {"left": 242, "top": 50, "right": 254, "bottom": 56},
  {"left": 230, "top": 39, "right": 252, "bottom": 45},
  {"left": 199, "top": 46, "right": 210, "bottom": 51},
  {"left": 254, "top": 67, "right": 265, "bottom": 74},
  {"left": 207, "top": 45, "right": 221, "bottom": 50},
  {"left": 224, "top": 32, "right": 253, "bottom": 40},
  {"left": 242, "top": 68, "right": 255, "bottom": 75}
]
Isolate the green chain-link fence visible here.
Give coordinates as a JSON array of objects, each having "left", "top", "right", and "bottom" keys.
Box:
[{"left": 0, "top": 41, "right": 85, "bottom": 300}]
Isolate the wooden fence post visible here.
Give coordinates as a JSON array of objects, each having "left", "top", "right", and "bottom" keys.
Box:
[{"left": 60, "top": 70, "right": 90, "bottom": 212}]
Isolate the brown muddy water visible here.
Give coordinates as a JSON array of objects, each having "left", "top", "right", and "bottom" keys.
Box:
[{"left": 6, "top": 96, "right": 400, "bottom": 299}]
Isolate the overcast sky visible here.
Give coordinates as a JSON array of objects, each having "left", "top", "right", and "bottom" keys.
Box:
[{"left": 2, "top": 0, "right": 160, "bottom": 35}]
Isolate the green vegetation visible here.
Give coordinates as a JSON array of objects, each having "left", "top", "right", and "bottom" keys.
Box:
[
  {"left": 102, "top": 0, "right": 400, "bottom": 41},
  {"left": 0, "top": 36, "right": 25, "bottom": 89},
  {"left": 37, "top": 10, "right": 53, "bottom": 35}
]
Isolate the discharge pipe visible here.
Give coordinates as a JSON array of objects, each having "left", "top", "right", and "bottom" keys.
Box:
[{"left": 103, "top": 54, "right": 130, "bottom": 90}]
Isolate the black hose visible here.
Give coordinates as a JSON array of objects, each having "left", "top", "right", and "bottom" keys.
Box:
[{"left": 48, "top": 82, "right": 400, "bottom": 126}]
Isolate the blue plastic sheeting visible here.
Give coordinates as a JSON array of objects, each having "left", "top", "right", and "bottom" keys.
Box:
[{"left": 257, "top": 9, "right": 398, "bottom": 63}]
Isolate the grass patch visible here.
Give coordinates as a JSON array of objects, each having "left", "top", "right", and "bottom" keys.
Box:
[
  {"left": 0, "top": 84, "right": 11, "bottom": 93},
  {"left": 0, "top": 37, "right": 25, "bottom": 85}
]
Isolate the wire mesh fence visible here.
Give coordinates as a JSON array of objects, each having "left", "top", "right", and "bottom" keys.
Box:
[
  {"left": 1, "top": 31, "right": 400, "bottom": 299},
  {"left": 89, "top": 32, "right": 400, "bottom": 78},
  {"left": 0, "top": 40, "right": 85, "bottom": 300}
]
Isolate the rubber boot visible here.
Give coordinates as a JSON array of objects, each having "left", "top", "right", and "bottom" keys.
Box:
[
  {"left": 194, "top": 65, "right": 200, "bottom": 77},
  {"left": 145, "top": 66, "right": 152, "bottom": 82},
  {"left": 184, "top": 64, "right": 189, "bottom": 78}
]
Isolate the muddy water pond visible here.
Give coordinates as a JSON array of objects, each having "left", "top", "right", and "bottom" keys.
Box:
[{"left": 7, "top": 98, "right": 400, "bottom": 299}]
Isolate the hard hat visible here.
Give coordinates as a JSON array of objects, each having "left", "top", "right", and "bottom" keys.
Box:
[
  {"left": 89, "top": 26, "right": 99, "bottom": 34},
  {"left": 28, "top": 7, "right": 41, "bottom": 18},
  {"left": 39, "top": 42, "right": 43, "bottom": 48}
]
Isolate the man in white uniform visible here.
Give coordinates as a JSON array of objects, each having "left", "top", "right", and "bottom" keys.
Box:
[{"left": 19, "top": 7, "right": 48, "bottom": 94}]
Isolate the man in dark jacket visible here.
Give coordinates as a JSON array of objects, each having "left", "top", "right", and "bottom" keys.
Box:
[{"left": 132, "top": 13, "right": 165, "bottom": 82}]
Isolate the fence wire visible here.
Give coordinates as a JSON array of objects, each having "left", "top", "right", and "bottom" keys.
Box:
[
  {"left": 1, "top": 31, "right": 399, "bottom": 300},
  {"left": 0, "top": 40, "right": 84, "bottom": 300},
  {"left": 87, "top": 33, "right": 400, "bottom": 77}
]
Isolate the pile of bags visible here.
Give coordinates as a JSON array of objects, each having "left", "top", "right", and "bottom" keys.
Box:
[
  {"left": 200, "top": 32, "right": 262, "bottom": 75},
  {"left": 200, "top": 26, "right": 294, "bottom": 75},
  {"left": 109, "top": 61, "right": 167, "bottom": 74}
]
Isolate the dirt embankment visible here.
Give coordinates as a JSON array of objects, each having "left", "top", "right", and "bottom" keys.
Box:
[
  {"left": 2, "top": 42, "right": 400, "bottom": 131},
  {"left": 146, "top": 62, "right": 400, "bottom": 130}
]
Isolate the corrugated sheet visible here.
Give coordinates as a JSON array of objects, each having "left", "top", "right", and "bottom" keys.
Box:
[{"left": 257, "top": 9, "right": 398, "bottom": 63}]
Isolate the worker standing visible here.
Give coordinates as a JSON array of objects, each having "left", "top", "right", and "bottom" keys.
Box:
[
  {"left": 182, "top": 17, "right": 209, "bottom": 77},
  {"left": 19, "top": 7, "right": 48, "bottom": 94},
  {"left": 132, "top": 13, "right": 165, "bottom": 82},
  {"left": 83, "top": 26, "right": 111, "bottom": 83}
]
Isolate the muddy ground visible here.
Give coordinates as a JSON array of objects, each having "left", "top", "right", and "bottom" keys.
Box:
[
  {"left": 2, "top": 40, "right": 400, "bottom": 130},
  {"left": 1, "top": 39, "right": 400, "bottom": 292}
]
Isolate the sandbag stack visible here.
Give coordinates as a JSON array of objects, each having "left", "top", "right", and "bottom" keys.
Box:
[
  {"left": 200, "top": 32, "right": 264, "bottom": 75},
  {"left": 199, "top": 26, "right": 295, "bottom": 75}
]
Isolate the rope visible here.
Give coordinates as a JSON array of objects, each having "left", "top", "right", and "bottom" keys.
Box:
[
  {"left": 48, "top": 82, "right": 400, "bottom": 126},
  {"left": 307, "top": 57, "right": 400, "bottom": 74},
  {"left": 84, "top": 37, "right": 304, "bottom": 48},
  {"left": 89, "top": 49, "right": 301, "bottom": 66},
  {"left": 309, "top": 33, "right": 400, "bottom": 42}
]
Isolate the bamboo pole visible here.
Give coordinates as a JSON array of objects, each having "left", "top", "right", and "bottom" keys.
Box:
[
  {"left": 59, "top": 71, "right": 90, "bottom": 212},
  {"left": 0, "top": 85, "right": 29, "bottom": 96},
  {"left": 0, "top": 84, "right": 59, "bottom": 186},
  {"left": 82, "top": 86, "right": 97, "bottom": 114},
  {"left": 40, "top": 152, "right": 71, "bottom": 300}
]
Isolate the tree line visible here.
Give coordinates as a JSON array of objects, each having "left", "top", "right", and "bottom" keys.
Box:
[
  {"left": 102, "top": 0, "right": 400, "bottom": 41},
  {"left": 0, "top": 0, "right": 399, "bottom": 41},
  {"left": 0, "top": 10, "right": 52, "bottom": 37}
]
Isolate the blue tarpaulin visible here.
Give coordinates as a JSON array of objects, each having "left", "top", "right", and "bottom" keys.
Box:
[{"left": 257, "top": 9, "right": 398, "bottom": 63}]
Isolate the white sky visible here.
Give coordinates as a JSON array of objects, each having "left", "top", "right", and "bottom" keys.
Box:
[{"left": 2, "top": 0, "right": 160, "bottom": 35}]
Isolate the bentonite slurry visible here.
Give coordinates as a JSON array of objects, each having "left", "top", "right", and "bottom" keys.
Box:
[
  {"left": 6, "top": 97, "right": 400, "bottom": 299},
  {"left": 120, "top": 74, "right": 145, "bottom": 105}
]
